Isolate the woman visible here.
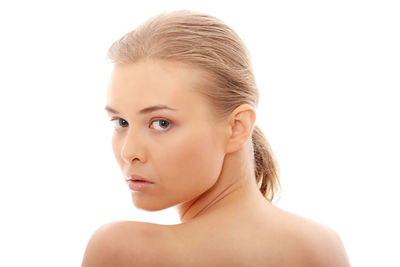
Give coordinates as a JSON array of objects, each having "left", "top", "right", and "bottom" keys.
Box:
[{"left": 82, "top": 10, "right": 350, "bottom": 266}]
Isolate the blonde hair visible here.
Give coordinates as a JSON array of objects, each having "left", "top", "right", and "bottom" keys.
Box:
[{"left": 108, "top": 10, "right": 280, "bottom": 201}]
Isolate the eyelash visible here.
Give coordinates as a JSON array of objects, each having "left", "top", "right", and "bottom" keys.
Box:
[{"left": 109, "top": 117, "right": 172, "bottom": 131}]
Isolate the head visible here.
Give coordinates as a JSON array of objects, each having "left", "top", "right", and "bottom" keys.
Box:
[{"left": 106, "top": 10, "right": 280, "bottom": 211}]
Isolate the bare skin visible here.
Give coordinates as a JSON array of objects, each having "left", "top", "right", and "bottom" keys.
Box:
[{"left": 82, "top": 59, "right": 351, "bottom": 267}]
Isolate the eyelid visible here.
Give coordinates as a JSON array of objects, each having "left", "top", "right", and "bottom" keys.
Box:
[
  {"left": 149, "top": 118, "right": 172, "bottom": 131},
  {"left": 108, "top": 116, "right": 173, "bottom": 131},
  {"left": 109, "top": 116, "right": 128, "bottom": 129}
]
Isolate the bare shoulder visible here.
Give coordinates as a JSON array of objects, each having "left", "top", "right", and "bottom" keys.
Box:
[
  {"left": 81, "top": 221, "right": 182, "bottom": 267},
  {"left": 80, "top": 210, "right": 351, "bottom": 267},
  {"left": 271, "top": 207, "right": 351, "bottom": 267}
]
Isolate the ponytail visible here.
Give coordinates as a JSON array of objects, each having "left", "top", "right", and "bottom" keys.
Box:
[{"left": 252, "top": 125, "right": 280, "bottom": 201}]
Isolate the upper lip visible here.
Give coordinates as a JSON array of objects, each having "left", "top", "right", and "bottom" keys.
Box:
[{"left": 125, "top": 174, "right": 154, "bottom": 183}]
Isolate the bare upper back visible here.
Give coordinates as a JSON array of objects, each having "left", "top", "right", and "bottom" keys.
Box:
[
  {"left": 81, "top": 205, "right": 350, "bottom": 267},
  {"left": 169, "top": 204, "right": 350, "bottom": 266}
]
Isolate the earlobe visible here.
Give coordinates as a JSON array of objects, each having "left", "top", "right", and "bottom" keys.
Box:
[{"left": 224, "top": 104, "right": 256, "bottom": 154}]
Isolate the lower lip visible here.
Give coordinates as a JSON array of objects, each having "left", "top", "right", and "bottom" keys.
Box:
[{"left": 127, "top": 180, "right": 154, "bottom": 191}]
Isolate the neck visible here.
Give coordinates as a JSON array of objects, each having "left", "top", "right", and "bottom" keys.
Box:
[{"left": 175, "top": 145, "right": 264, "bottom": 223}]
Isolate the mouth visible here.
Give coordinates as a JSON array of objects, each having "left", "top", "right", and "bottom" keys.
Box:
[
  {"left": 125, "top": 175, "right": 154, "bottom": 191},
  {"left": 125, "top": 174, "right": 154, "bottom": 184}
]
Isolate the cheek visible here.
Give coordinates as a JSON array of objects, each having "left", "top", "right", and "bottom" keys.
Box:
[{"left": 158, "top": 127, "right": 224, "bottom": 193}]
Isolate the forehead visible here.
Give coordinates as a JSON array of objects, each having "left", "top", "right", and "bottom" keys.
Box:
[{"left": 107, "top": 59, "right": 210, "bottom": 114}]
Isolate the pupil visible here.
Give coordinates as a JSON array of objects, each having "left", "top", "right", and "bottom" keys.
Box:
[
  {"left": 120, "top": 119, "right": 128, "bottom": 127},
  {"left": 160, "top": 120, "right": 169, "bottom": 128}
]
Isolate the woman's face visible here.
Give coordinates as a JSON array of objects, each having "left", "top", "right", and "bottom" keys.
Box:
[{"left": 106, "top": 59, "right": 227, "bottom": 211}]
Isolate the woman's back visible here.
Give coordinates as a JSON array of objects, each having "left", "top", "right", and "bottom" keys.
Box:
[
  {"left": 82, "top": 196, "right": 350, "bottom": 267},
  {"left": 173, "top": 197, "right": 349, "bottom": 266}
]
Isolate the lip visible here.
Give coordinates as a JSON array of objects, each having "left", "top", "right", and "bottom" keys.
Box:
[
  {"left": 125, "top": 174, "right": 154, "bottom": 192},
  {"left": 125, "top": 174, "right": 154, "bottom": 183}
]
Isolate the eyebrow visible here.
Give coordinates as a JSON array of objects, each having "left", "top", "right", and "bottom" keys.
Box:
[{"left": 104, "top": 104, "right": 177, "bottom": 115}]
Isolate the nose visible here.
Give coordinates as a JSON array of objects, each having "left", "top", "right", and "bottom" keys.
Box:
[{"left": 120, "top": 129, "right": 146, "bottom": 164}]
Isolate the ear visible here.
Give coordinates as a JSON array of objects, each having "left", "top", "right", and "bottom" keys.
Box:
[{"left": 224, "top": 104, "right": 256, "bottom": 154}]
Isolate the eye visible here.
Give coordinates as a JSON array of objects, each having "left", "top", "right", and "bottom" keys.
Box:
[
  {"left": 110, "top": 117, "right": 129, "bottom": 129},
  {"left": 150, "top": 119, "right": 171, "bottom": 131}
]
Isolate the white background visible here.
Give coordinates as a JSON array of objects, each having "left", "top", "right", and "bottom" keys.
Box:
[{"left": 0, "top": 0, "right": 399, "bottom": 266}]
